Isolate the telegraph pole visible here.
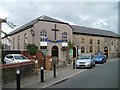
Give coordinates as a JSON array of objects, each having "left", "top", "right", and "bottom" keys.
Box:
[
  {"left": 0, "top": 18, "right": 16, "bottom": 63},
  {"left": 0, "top": 18, "right": 6, "bottom": 63}
]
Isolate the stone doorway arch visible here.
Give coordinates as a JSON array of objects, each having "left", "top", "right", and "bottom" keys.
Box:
[
  {"left": 73, "top": 47, "right": 76, "bottom": 58},
  {"left": 52, "top": 46, "right": 59, "bottom": 57}
]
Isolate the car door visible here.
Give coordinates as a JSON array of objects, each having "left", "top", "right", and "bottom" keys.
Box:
[{"left": 5, "top": 55, "right": 14, "bottom": 64}]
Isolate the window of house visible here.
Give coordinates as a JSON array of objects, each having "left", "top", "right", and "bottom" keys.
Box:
[
  {"left": 18, "top": 36, "right": 20, "bottom": 49},
  {"left": 111, "top": 40, "right": 113, "bottom": 45},
  {"left": 62, "top": 32, "right": 67, "bottom": 42},
  {"left": 24, "top": 33, "right": 27, "bottom": 49},
  {"left": 81, "top": 46, "right": 84, "bottom": 53},
  {"left": 117, "top": 40, "right": 118, "bottom": 45},
  {"left": 81, "top": 38, "right": 85, "bottom": 53},
  {"left": 40, "top": 30, "right": 47, "bottom": 42},
  {"left": 97, "top": 40, "right": 100, "bottom": 45},
  {"left": 40, "top": 30, "right": 47, "bottom": 50},
  {"left": 81, "top": 38, "right": 84, "bottom": 44},
  {"left": 89, "top": 39, "right": 93, "bottom": 53},
  {"left": 40, "top": 46, "right": 47, "bottom": 50}
]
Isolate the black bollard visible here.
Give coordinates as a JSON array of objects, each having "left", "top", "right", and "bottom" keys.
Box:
[
  {"left": 73, "top": 59, "right": 75, "bottom": 69},
  {"left": 16, "top": 69, "right": 20, "bottom": 90},
  {"left": 53, "top": 64, "right": 56, "bottom": 77},
  {"left": 41, "top": 66, "right": 44, "bottom": 82}
]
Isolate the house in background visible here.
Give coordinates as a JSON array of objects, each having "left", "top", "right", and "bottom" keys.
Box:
[{"left": 2, "top": 15, "right": 120, "bottom": 61}]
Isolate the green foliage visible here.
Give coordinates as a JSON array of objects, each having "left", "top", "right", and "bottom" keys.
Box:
[
  {"left": 67, "top": 39, "right": 74, "bottom": 51},
  {"left": 26, "top": 44, "right": 38, "bottom": 55},
  {"left": 66, "top": 55, "right": 71, "bottom": 64},
  {"left": 66, "top": 39, "right": 74, "bottom": 64}
]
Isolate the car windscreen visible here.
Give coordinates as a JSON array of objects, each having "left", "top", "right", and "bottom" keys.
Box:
[
  {"left": 78, "top": 55, "right": 90, "bottom": 59},
  {"left": 94, "top": 55, "right": 102, "bottom": 58},
  {"left": 14, "top": 55, "right": 27, "bottom": 60}
]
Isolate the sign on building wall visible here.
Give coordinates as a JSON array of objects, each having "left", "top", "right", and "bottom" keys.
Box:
[
  {"left": 62, "top": 42, "right": 68, "bottom": 46},
  {"left": 69, "top": 49, "right": 73, "bottom": 56},
  {"left": 40, "top": 42, "right": 47, "bottom": 46},
  {"left": 78, "top": 49, "right": 81, "bottom": 55}
]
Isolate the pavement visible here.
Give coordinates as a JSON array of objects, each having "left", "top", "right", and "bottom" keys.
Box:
[
  {"left": 2, "top": 63, "right": 86, "bottom": 89},
  {"left": 2, "top": 58, "right": 119, "bottom": 89}
]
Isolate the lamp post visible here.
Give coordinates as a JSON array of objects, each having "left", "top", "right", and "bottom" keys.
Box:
[
  {"left": 0, "top": 18, "right": 7, "bottom": 63},
  {"left": 16, "top": 69, "right": 21, "bottom": 90},
  {"left": 30, "top": 29, "right": 34, "bottom": 44}
]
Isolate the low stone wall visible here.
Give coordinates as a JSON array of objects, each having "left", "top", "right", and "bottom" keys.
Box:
[
  {"left": 109, "top": 53, "right": 119, "bottom": 58},
  {"left": 2, "top": 62, "right": 35, "bottom": 84}
]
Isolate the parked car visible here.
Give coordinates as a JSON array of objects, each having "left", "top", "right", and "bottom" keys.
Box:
[
  {"left": 3, "top": 54, "right": 30, "bottom": 64},
  {"left": 76, "top": 54, "right": 95, "bottom": 69},
  {"left": 93, "top": 51, "right": 107, "bottom": 64},
  {"left": 93, "top": 55, "right": 106, "bottom": 64}
]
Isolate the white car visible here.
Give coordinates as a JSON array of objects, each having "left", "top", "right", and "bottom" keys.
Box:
[
  {"left": 3, "top": 54, "right": 30, "bottom": 64},
  {"left": 76, "top": 54, "right": 95, "bottom": 69}
]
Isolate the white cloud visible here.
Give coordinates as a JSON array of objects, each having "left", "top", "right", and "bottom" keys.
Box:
[
  {"left": 0, "top": 2, "right": 118, "bottom": 34},
  {"left": 78, "top": 14, "right": 90, "bottom": 21}
]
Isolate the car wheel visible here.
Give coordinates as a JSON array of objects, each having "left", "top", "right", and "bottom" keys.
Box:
[
  {"left": 101, "top": 61, "right": 104, "bottom": 64},
  {"left": 89, "top": 63, "right": 92, "bottom": 69},
  {"left": 3, "top": 61, "right": 6, "bottom": 64},
  {"left": 76, "top": 67, "right": 79, "bottom": 69},
  {"left": 93, "top": 63, "right": 95, "bottom": 67}
]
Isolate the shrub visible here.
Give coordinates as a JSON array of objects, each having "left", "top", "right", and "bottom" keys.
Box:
[{"left": 26, "top": 44, "right": 38, "bottom": 55}]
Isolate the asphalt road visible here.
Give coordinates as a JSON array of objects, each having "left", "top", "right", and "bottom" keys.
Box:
[{"left": 47, "top": 58, "right": 119, "bottom": 88}]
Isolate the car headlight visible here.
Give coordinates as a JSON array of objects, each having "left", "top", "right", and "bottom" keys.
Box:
[
  {"left": 100, "top": 58, "right": 102, "bottom": 60},
  {"left": 86, "top": 62, "right": 90, "bottom": 65}
]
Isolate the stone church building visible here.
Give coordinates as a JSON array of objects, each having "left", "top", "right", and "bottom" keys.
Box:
[{"left": 2, "top": 15, "right": 120, "bottom": 61}]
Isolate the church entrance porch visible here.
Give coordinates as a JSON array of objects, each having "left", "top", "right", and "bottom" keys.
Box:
[
  {"left": 104, "top": 46, "right": 108, "bottom": 59},
  {"left": 52, "top": 46, "right": 59, "bottom": 57},
  {"left": 73, "top": 47, "right": 76, "bottom": 58}
]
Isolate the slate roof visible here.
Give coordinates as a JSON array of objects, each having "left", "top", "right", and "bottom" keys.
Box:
[
  {"left": 6, "top": 15, "right": 68, "bottom": 36},
  {"left": 3, "top": 15, "right": 119, "bottom": 38},
  {"left": 71, "top": 25, "right": 119, "bottom": 38}
]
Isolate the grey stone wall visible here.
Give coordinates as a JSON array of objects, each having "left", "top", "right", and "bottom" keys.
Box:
[{"left": 2, "top": 62, "right": 35, "bottom": 84}]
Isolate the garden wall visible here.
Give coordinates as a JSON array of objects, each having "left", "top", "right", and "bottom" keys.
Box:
[{"left": 2, "top": 62, "right": 35, "bottom": 84}]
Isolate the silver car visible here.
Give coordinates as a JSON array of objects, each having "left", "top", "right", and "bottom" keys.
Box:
[
  {"left": 3, "top": 54, "right": 30, "bottom": 64},
  {"left": 76, "top": 54, "right": 95, "bottom": 69}
]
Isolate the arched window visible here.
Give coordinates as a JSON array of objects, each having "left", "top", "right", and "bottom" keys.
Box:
[
  {"left": 111, "top": 40, "right": 113, "bottom": 45},
  {"left": 40, "top": 30, "right": 47, "bottom": 42},
  {"left": 24, "top": 33, "right": 27, "bottom": 49},
  {"left": 18, "top": 36, "right": 20, "bottom": 49},
  {"left": 97, "top": 40, "right": 100, "bottom": 51},
  {"left": 81, "top": 38, "right": 84, "bottom": 44},
  {"left": 97, "top": 40, "right": 100, "bottom": 45},
  {"left": 40, "top": 30, "right": 47, "bottom": 50},
  {"left": 81, "top": 38, "right": 84, "bottom": 53},
  {"left": 89, "top": 39, "right": 93, "bottom": 53},
  {"left": 62, "top": 32, "right": 67, "bottom": 42}
]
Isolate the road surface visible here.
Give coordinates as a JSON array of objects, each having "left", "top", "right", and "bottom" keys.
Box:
[{"left": 48, "top": 58, "right": 119, "bottom": 88}]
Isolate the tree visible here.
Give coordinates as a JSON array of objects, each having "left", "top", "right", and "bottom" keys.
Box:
[
  {"left": 66, "top": 39, "right": 74, "bottom": 64},
  {"left": 26, "top": 44, "right": 38, "bottom": 55}
]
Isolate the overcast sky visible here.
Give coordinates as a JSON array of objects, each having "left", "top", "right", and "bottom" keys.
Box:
[{"left": 0, "top": 0, "right": 119, "bottom": 36}]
